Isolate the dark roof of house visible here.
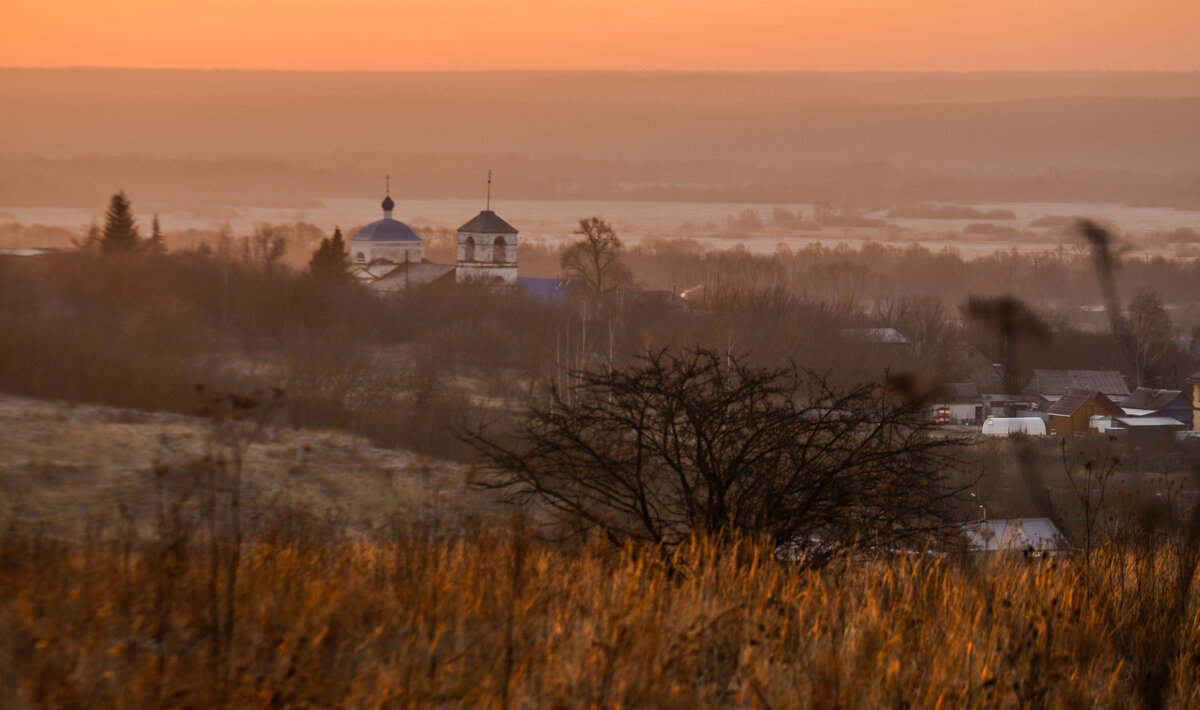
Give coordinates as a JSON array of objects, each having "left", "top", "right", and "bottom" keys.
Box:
[
  {"left": 1046, "top": 389, "right": 1123, "bottom": 417},
  {"left": 944, "top": 382, "right": 981, "bottom": 402},
  {"left": 458, "top": 210, "right": 518, "bottom": 235},
  {"left": 1187, "top": 370, "right": 1200, "bottom": 385},
  {"left": 1121, "top": 387, "right": 1189, "bottom": 412},
  {"left": 1025, "top": 370, "right": 1130, "bottom": 399},
  {"left": 350, "top": 218, "right": 424, "bottom": 243}
]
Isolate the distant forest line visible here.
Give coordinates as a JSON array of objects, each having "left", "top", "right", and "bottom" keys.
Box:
[{"left": 4, "top": 155, "right": 1200, "bottom": 211}]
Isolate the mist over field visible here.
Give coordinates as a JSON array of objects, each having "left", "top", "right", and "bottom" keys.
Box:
[{"left": 4, "top": 69, "right": 1200, "bottom": 211}]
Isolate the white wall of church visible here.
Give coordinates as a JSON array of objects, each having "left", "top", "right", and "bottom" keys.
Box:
[
  {"left": 457, "top": 233, "right": 516, "bottom": 265},
  {"left": 457, "top": 263, "right": 518, "bottom": 285},
  {"left": 353, "top": 242, "right": 424, "bottom": 264}
]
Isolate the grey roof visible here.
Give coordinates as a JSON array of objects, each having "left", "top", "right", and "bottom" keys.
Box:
[
  {"left": 964, "top": 518, "right": 1068, "bottom": 553},
  {"left": 1025, "top": 370, "right": 1130, "bottom": 399},
  {"left": 1114, "top": 416, "right": 1186, "bottom": 428},
  {"left": 944, "top": 382, "right": 981, "bottom": 402},
  {"left": 1046, "top": 389, "right": 1122, "bottom": 417},
  {"left": 1121, "top": 387, "right": 1189, "bottom": 413},
  {"left": 458, "top": 210, "right": 518, "bottom": 235},
  {"left": 350, "top": 218, "right": 424, "bottom": 243}
]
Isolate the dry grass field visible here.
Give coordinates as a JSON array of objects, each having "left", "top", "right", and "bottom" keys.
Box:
[
  {"left": 0, "top": 394, "right": 493, "bottom": 539},
  {"left": 3, "top": 395, "right": 1199, "bottom": 708},
  {"left": 3, "top": 528, "right": 1199, "bottom": 708}
]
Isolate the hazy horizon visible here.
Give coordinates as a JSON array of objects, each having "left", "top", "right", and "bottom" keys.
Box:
[{"left": 4, "top": 68, "right": 1200, "bottom": 212}]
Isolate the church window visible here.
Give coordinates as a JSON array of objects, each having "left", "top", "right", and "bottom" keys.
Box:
[
  {"left": 356, "top": 252, "right": 365, "bottom": 262},
  {"left": 493, "top": 236, "right": 506, "bottom": 263},
  {"left": 464, "top": 236, "right": 475, "bottom": 262}
]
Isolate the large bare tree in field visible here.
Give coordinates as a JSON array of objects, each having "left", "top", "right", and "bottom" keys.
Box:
[
  {"left": 560, "top": 217, "right": 633, "bottom": 303},
  {"left": 465, "top": 347, "right": 970, "bottom": 549}
]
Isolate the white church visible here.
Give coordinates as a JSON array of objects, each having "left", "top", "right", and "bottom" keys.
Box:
[{"left": 347, "top": 181, "right": 524, "bottom": 291}]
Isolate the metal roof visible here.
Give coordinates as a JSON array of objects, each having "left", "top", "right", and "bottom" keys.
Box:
[
  {"left": 458, "top": 210, "right": 518, "bottom": 235},
  {"left": 1120, "top": 387, "right": 1188, "bottom": 412},
  {"left": 964, "top": 518, "right": 1067, "bottom": 553},
  {"left": 1114, "top": 416, "right": 1186, "bottom": 428},
  {"left": 1025, "top": 370, "right": 1130, "bottom": 399},
  {"left": 350, "top": 218, "right": 424, "bottom": 243}
]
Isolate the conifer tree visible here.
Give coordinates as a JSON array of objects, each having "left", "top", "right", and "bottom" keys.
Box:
[
  {"left": 100, "top": 190, "right": 140, "bottom": 254},
  {"left": 308, "top": 227, "right": 350, "bottom": 282},
  {"left": 76, "top": 221, "right": 102, "bottom": 251},
  {"left": 145, "top": 214, "right": 167, "bottom": 255}
]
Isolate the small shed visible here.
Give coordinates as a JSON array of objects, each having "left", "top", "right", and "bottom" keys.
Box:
[
  {"left": 981, "top": 417, "right": 1046, "bottom": 437},
  {"left": 929, "top": 382, "right": 984, "bottom": 424},
  {"left": 1046, "top": 389, "right": 1122, "bottom": 437},
  {"left": 1112, "top": 416, "right": 1186, "bottom": 447},
  {"left": 1121, "top": 387, "right": 1192, "bottom": 427}
]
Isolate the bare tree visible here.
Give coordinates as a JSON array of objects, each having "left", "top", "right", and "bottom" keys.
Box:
[
  {"left": 465, "top": 346, "right": 970, "bottom": 549},
  {"left": 1127, "top": 288, "right": 1172, "bottom": 387},
  {"left": 560, "top": 217, "right": 633, "bottom": 303}
]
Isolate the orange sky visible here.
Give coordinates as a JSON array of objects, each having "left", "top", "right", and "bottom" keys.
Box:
[{"left": 2, "top": 0, "right": 1198, "bottom": 71}]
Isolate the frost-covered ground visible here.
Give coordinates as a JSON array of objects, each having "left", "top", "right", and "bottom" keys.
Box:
[{"left": 0, "top": 395, "right": 493, "bottom": 538}]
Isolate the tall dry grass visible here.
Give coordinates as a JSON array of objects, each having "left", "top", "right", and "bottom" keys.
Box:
[{"left": 3, "top": 520, "right": 1198, "bottom": 709}]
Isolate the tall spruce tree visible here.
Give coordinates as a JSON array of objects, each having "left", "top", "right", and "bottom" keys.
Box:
[
  {"left": 100, "top": 190, "right": 140, "bottom": 254},
  {"left": 145, "top": 214, "right": 166, "bottom": 255},
  {"left": 308, "top": 227, "right": 350, "bottom": 282}
]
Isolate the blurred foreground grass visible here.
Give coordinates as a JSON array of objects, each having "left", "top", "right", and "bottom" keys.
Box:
[{"left": 2, "top": 527, "right": 1198, "bottom": 709}]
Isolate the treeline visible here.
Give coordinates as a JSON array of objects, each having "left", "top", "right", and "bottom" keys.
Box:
[
  {"left": 615, "top": 238, "right": 1200, "bottom": 313},
  {"left": 4, "top": 234, "right": 1200, "bottom": 459}
]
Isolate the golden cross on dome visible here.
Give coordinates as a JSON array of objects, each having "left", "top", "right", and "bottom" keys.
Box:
[
  {"left": 385, "top": 174, "right": 391, "bottom": 197},
  {"left": 486, "top": 170, "right": 492, "bottom": 211}
]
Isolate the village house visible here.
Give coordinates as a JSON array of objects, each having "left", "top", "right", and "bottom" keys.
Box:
[
  {"left": 1187, "top": 371, "right": 1200, "bottom": 431},
  {"left": 1045, "top": 389, "right": 1122, "bottom": 437},
  {"left": 1120, "top": 387, "right": 1192, "bottom": 427},
  {"left": 928, "top": 382, "right": 984, "bottom": 424}
]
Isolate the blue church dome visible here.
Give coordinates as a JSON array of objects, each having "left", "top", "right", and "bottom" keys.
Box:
[
  {"left": 351, "top": 191, "right": 423, "bottom": 242},
  {"left": 351, "top": 218, "right": 424, "bottom": 243}
]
